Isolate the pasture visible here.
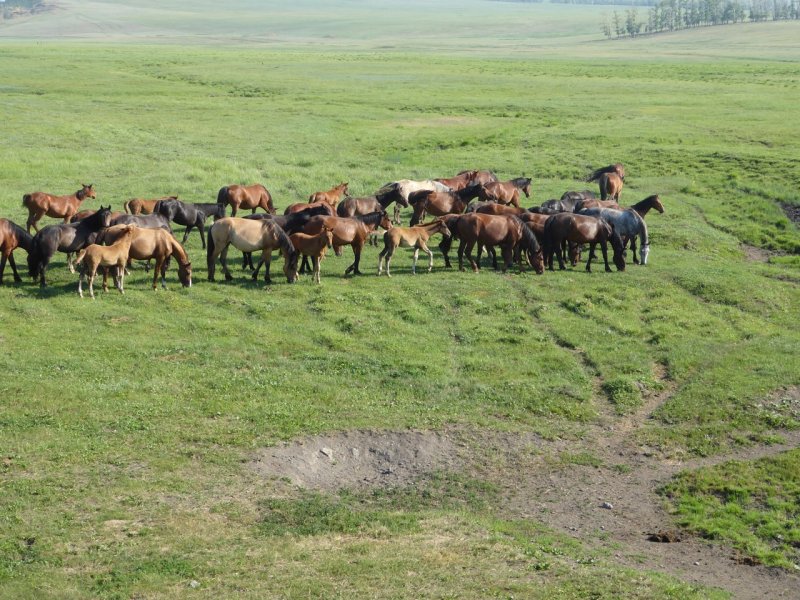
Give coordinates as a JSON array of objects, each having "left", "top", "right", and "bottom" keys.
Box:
[{"left": 1, "top": 2, "right": 800, "bottom": 597}]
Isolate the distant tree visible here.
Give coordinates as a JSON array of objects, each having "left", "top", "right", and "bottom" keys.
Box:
[
  {"left": 612, "top": 10, "right": 624, "bottom": 35},
  {"left": 626, "top": 8, "right": 643, "bottom": 34},
  {"left": 601, "top": 18, "right": 613, "bottom": 37}
]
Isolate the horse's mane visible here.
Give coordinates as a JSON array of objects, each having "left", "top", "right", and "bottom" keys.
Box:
[
  {"left": 510, "top": 177, "right": 531, "bottom": 187},
  {"left": 268, "top": 220, "right": 296, "bottom": 258},
  {"left": 376, "top": 182, "right": 399, "bottom": 197},
  {"left": 76, "top": 187, "right": 88, "bottom": 200},
  {"left": 630, "top": 195, "right": 660, "bottom": 211},
  {"left": 10, "top": 221, "right": 33, "bottom": 251},
  {"left": 356, "top": 211, "right": 386, "bottom": 227},
  {"left": 512, "top": 216, "right": 540, "bottom": 254},
  {"left": 586, "top": 165, "right": 619, "bottom": 182}
]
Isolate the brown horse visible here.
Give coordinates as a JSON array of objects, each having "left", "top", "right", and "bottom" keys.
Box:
[
  {"left": 308, "top": 182, "right": 349, "bottom": 208},
  {"left": 377, "top": 218, "right": 451, "bottom": 277},
  {"left": 216, "top": 184, "right": 276, "bottom": 217},
  {"left": 98, "top": 225, "right": 192, "bottom": 290},
  {"left": 575, "top": 198, "right": 620, "bottom": 212},
  {"left": 435, "top": 170, "right": 477, "bottom": 191},
  {"left": 123, "top": 196, "right": 178, "bottom": 215},
  {"left": 464, "top": 170, "right": 498, "bottom": 186},
  {"left": 284, "top": 201, "right": 335, "bottom": 216},
  {"left": 457, "top": 213, "right": 543, "bottom": 274},
  {"left": 71, "top": 209, "right": 126, "bottom": 223},
  {"left": 543, "top": 213, "right": 625, "bottom": 273},
  {"left": 302, "top": 211, "right": 392, "bottom": 275},
  {"left": 629, "top": 194, "right": 664, "bottom": 218},
  {"left": 289, "top": 228, "right": 334, "bottom": 284},
  {"left": 23, "top": 184, "right": 96, "bottom": 233},
  {"left": 478, "top": 177, "right": 532, "bottom": 207},
  {"left": 586, "top": 163, "right": 625, "bottom": 183},
  {"left": 75, "top": 225, "right": 136, "bottom": 299},
  {"left": 598, "top": 173, "right": 624, "bottom": 202},
  {"left": 473, "top": 203, "right": 528, "bottom": 217},
  {"left": 0, "top": 219, "right": 33, "bottom": 284},
  {"left": 207, "top": 217, "right": 298, "bottom": 284},
  {"left": 408, "top": 185, "right": 482, "bottom": 225}
]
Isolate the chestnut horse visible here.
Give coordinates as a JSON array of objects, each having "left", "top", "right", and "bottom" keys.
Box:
[
  {"left": 302, "top": 211, "right": 392, "bottom": 275},
  {"left": 457, "top": 213, "right": 543, "bottom": 274},
  {"left": 377, "top": 218, "right": 451, "bottom": 277},
  {"left": 478, "top": 177, "right": 532, "bottom": 207},
  {"left": 98, "top": 225, "right": 192, "bottom": 289},
  {"left": 284, "top": 201, "right": 335, "bottom": 216},
  {"left": 207, "top": 217, "right": 298, "bottom": 284},
  {"left": 599, "top": 173, "right": 624, "bottom": 202},
  {"left": 123, "top": 195, "right": 178, "bottom": 215},
  {"left": 575, "top": 198, "right": 620, "bottom": 212},
  {"left": 543, "top": 213, "right": 625, "bottom": 273},
  {"left": 465, "top": 170, "right": 499, "bottom": 187},
  {"left": 23, "top": 184, "right": 96, "bottom": 233},
  {"left": 75, "top": 225, "right": 136, "bottom": 299},
  {"left": 289, "top": 228, "right": 334, "bottom": 284},
  {"left": 408, "top": 185, "right": 482, "bottom": 225},
  {"left": 216, "top": 184, "right": 276, "bottom": 217},
  {"left": 0, "top": 219, "right": 33, "bottom": 284},
  {"left": 435, "top": 170, "right": 477, "bottom": 191},
  {"left": 586, "top": 164, "right": 625, "bottom": 183},
  {"left": 308, "top": 182, "right": 349, "bottom": 208}
]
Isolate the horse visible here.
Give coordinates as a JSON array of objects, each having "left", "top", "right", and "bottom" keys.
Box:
[
  {"left": 599, "top": 173, "right": 624, "bottom": 201},
  {"left": 154, "top": 199, "right": 224, "bottom": 248},
  {"left": 464, "top": 170, "right": 499, "bottom": 187},
  {"left": 408, "top": 185, "right": 482, "bottom": 225},
  {"left": 378, "top": 179, "right": 451, "bottom": 223},
  {"left": 435, "top": 170, "right": 477, "bottom": 191},
  {"left": 436, "top": 214, "right": 466, "bottom": 269},
  {"left": 284, "top": 201, "right": 335, "bottom": 216},
  {"left": 0, "top": 219, "right": 33, "bottom": 284},
  {"left": 98, "top": 225, "right": 192, "bottom": 289},
  {"left": 302, "top": 211, "right": 392, "bottom": 276},
  {"left": 70, "top": 209, "right": 126, "bottom": 223},
  {"left": 75, "top": 225, "right": 136, "bottom": 299},
  {"left": 574, "top": 198, "right": 620, "bottom": 212},
  {"left": 578, "top": 207, "right": 650, "bottom": 265},
  {"left": 27, "top": 206, "right": 113, "bottom": 287},
  {"left": 308, "top": 182, "right": 349, "bottom": 208},
  {"left": 629, "top": 194, "right": 665, "bottom": 218},
  {"left": 207, "top": 218, "right": 297, "bottom": 284},
  {"left": 289, "top": 228, "right": 334, "bottom": 284},
  {"left": 478, "top": 177, "right": 532, "bottom": 207},
  {"left": 538, "top": 190, "right": 594, "bottom": 213},
  {"left": 456, "top": 213, "right": 543, "bottom": 274},
  {"left": 473, "top": 203, "right": 528, "bottom": 217},
  {"left": 377, "top": 218, "right": 451, "bottom": 277},
  {"left": 543, "top": 213, "right": 625, "bottom": 273},
  {"left": 123, "top": 196, "right": 178, "bottom": 215},
  {"left": 23, "top": 184, "right": 96, "bottom": 233},
  {"left": 111, "top": 212, "right": 172, "bottom": 231},
  {"left": 586, "top": 164, "right": 625, "bottom": 183},
  {"left": 216, "top": 184, "right": 276, "bottom": 217}
]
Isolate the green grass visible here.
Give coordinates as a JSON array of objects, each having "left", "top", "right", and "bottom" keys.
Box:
[{"left": 0, "top": 4, "right": 798, "bottom": 597}]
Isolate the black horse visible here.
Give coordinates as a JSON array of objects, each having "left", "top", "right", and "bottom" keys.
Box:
[
  {"left": 111, "top": 212, "right": 172, "bottom": 231},
  {"left": 154, "top": 199, "right": 224, "bottom": 249},
  {"left": 537, "top": 190, "right": 595, "bottom": 213},
  {"left": 28, "top": 206, "right": 113, "bottom": 287}
]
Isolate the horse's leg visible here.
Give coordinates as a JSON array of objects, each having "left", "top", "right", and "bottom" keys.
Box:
[
  {"left": 630, "top": 237, "right": 639, "bottom": 265},
  {"left": 8, "top": 251, "right": 21, "bottom": 283},
  {"left": 27, "top": 211, "right": 44, "bottom": 234},
  {"left": 457, "top": 239, "right": 466, "bottom": 271},
  {"left": 78, "top": 264, "right": 84, "bottom": 298},
  {"left": 385, "top": 245, "right": 396, "bottom": 278},
  {"left": 418, "top": 241, "right": 434, "bottom": 273},
  {"left": 601, "top": 239, "right": 612, "bottom": 272},
  {"left": 313, "top": 256, "right": 321, "bottom": 284},
  {"left": 182, "top": 225, "right": 191, "bottom": 245},
  {"left": 118, "top": 263, "right": 126, "bottom": 294},
  {"left": 377, "top": 244, "right": 387, "bottom": 276},
  {"left": 0, "top": 253, "right": 6, "bottom": 284},
  {"left": 465, "top": 241, "right": 479, "bottom": 273},
  {"left": 88, "top": 269, "right": 96, "bottom": 299},
  {"left": 501, "top": 245, "right": 512, "bottom": 273},
  {"left": 153, "top": 257, "right": 162, "bottom": 290},
  {"left": 412, "top": 248, "right": 420, "bottom": 275},
  {"left": 220, "top": 245, "right": 233, "bottom": 281},
  {"left": 586, "top": 242, "right": 596, "bottom": 272},
  {"left": 263, "top": 251, "right": 273, "bottom": 284},
  {"left": 199, "top": 221, "right": 206, "bottom": 250},
  {"left": 102, "top": 267, "right": 110, "bottom": 293},
  {"left": 556, "top": 238, "right": 566, "bottom": 271},
  {"left": 300, "top": 254, "right": 310, "bottom": 274},
  {"left": 346, "top": 241, "right": 365, "bottom": 275}
]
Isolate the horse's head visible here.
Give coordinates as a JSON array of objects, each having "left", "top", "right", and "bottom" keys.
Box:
[
  {"left": 433, "top": 217, "right": 451, "bottom": 238},
  {"left": 339, "top": 182, "right": 349, "bottom": 196},
  {"left": 96, "top": 205, "right": 113, "bottom": 228},
  {"left": 379, "top": 211, "right": 393, "bottom": 230},
  {"left": 522, "top": 178, "right": 532, "bottom": 198},
  {"left": 529, "top": 247, "right": 545, "bottom": 275},
  {"left": 283, "top": 249, "right": 299, "bottom": 283},
  {"left": 640, "top": 244, "right": 650, "bottom": 266},
  {"left": 568, "top": 242, "right": 582, "bottom": 267},
  {"left": 79, "top": 183, "right": 96, "bottom": 201},
  {"left": 651, "top": 195, "right": 664, "bottom": 214},
  {"left": 607, "top": 225, "right": 626, "bottom": 271},
  {"left": 178, "top": 261, "right": 192, "bottom": 287},
  {"left": 614, "top": 164, "right": 626, "bottom": 181},
  {"left": 323, "top": 226, "right": 335, "bottom": 247},
  {"left": 213, "top": 203, "right": 226, "bottom": 221}
]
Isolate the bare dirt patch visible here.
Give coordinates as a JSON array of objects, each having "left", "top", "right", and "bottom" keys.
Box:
[{"left": 742, "top": 243, "right": 774, "bottom": 262}]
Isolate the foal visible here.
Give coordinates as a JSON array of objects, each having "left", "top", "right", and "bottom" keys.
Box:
[
  {"left": 75, "top": 225, "right": 136, "bottom": 298},
  {"left": 289, "top": 227, "right": 334, "bottom": 284},
  {"left": 378, "top": 218, "right": 451, "bottom": 277}
]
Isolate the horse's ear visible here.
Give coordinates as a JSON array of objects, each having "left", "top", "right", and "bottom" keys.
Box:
[{"left": 88, "top": 183, "right": 94, "bottom": 188}]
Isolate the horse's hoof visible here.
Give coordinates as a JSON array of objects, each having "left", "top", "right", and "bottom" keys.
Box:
[{"left": 605, "top": 267, "right": 612, "bottom": 273}]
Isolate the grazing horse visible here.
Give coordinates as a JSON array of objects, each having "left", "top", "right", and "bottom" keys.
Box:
[
  {"left": 579, "top": 207, "right": 650, "bottom": 265},
  {"left": 478, "top": 177, "right": 532, "bottom": 207},
  {"left": 435, "top": 170, "right": 477, "bottom": 191},
  {"left": 154, "top": 199, "right": 224, "bottom": 248},
  {"left": 98, "top": 225, "right": 192, "bottom": 289},
  {"left": 538, "top": 190, "right": 594, "bottom": 214},
  {"left": 599, "top": 173, "right": 624, "bottom": 202},
  {"left": 586, "top": 163, "right": 625, "bottom": 183},
  {"left": 408, "top": 185, "right": 482, "bottom": 225},
  {"left": 377, "top": 218, "right": 451, "bottom": 277},
  {"left": 207, "top": 218, "right": 298, "bottom": 284},
  {"left": 216, "top": 184, "right": 276, "bottom": 217},
  {"left": 27, "top": 206, "right": 113, "bottom": 287},
  {"left": 123, "top": 196, "right": 178, "bottom": 215},
  {"left": 309, "top": 182, "right": 349, "bottom": 208},
  {"left": 23, "top": 184, "right": 96, "bottom": 233},
  {"left": 629, "top": 194, "right": 665, "bottom": 218},
  {"left": 457, "top": 213, "right": 543, "bottom": 274},
  {"left": 378, "top": 179, "right": 451, "bottom": 223},
  {"left": 302, "top": 211, "right": 392, "bottom": 276},
  {"left": 75, "top": 225, "right": 136, "bottom": 299},
  {"left": 289, "top": 228, "right": 334, "bottom": 284},
  {"left": 0, "top": 219, "right": 33, "bottom": 284},
  {"left": 284, "top": 201, "right": 335, "bottom": 216},
  {"left": 543, "top": 213, "right": 625, "bottom": 273},
  {"left": 574, "top": 198, "right": 620, "bottom": 212}
]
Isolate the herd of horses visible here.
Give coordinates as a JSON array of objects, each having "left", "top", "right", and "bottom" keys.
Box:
[{"left": 0, "top": 164, "right": 665, "bottom": 296}]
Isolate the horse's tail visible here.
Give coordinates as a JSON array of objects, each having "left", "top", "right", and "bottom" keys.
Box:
[
  {"left": 206, "top": 223, "right": 217, "bottom": 275},
  {"left": 74, "top": 248, "right": 87, "bottom": 266},
  {"left": 123, "top": 199, "right": 131, "bottom": 214},
  {"left": 22, "top": 194, "right": 32, "bottom": 209},
  {"left": 216, "top": 186, "right": 229, "bottom": 206}
]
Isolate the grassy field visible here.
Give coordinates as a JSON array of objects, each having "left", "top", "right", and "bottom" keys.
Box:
[{"left": 1, "top": 2, "right": 799, "bottom": 597}]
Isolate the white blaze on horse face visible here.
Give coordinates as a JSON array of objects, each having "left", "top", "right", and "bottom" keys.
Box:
[{"left": 640, "top": 244, "right": 650, "bottom": 265}]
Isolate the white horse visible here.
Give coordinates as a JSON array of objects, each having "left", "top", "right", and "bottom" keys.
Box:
[{"left": 579, "top": 207, "right": 649, "bottom": 265}]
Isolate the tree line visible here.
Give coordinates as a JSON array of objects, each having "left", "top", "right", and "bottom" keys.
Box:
[{"left": 601, "top": 0, "right": 800, "bottom": 36}]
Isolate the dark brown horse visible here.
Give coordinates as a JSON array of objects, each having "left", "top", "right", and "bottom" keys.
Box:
[
  {"left": 435, "top": 170, "right": 477, "bottom": 191},
  {"left": 575, "top": 198, "right": 620, "bottom": 212},
  {"left": 0, "top": 219, "right": 33, "bottom": 284},
  {"left": 309, "top": 182, "right": 349, "bottom": 209},
  {"left": 216, "top": 184, "right": 276, "bottom": 217},
  {"left": 586, "top": 164, "right": 625, "bottom": 183},
  {"left": 598, "top": 173, "right": 624, "bottom": 202},
  {"left": 23, "top": 184, "right": 96, "bottom": 233},
  {"left": 478, "top": 177, "right": 532, "bottom": 207},
  {"left": 336, "top": 184, "right": 409, "bottom": 220},
  {"left": 456, "top": 213, "right": 543, "bottom": 274},
  {"left": 408, "top": 185, "right": 482, "bottom": 225},
  {"left": 543, "top": 213, "right": 625, "bottom": 273},
  {"left": 629, "top": 194, "right": 664, "bottom": 218},
  {"left": 302, "top": 211, "right": 392, "bottom": 275}
]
